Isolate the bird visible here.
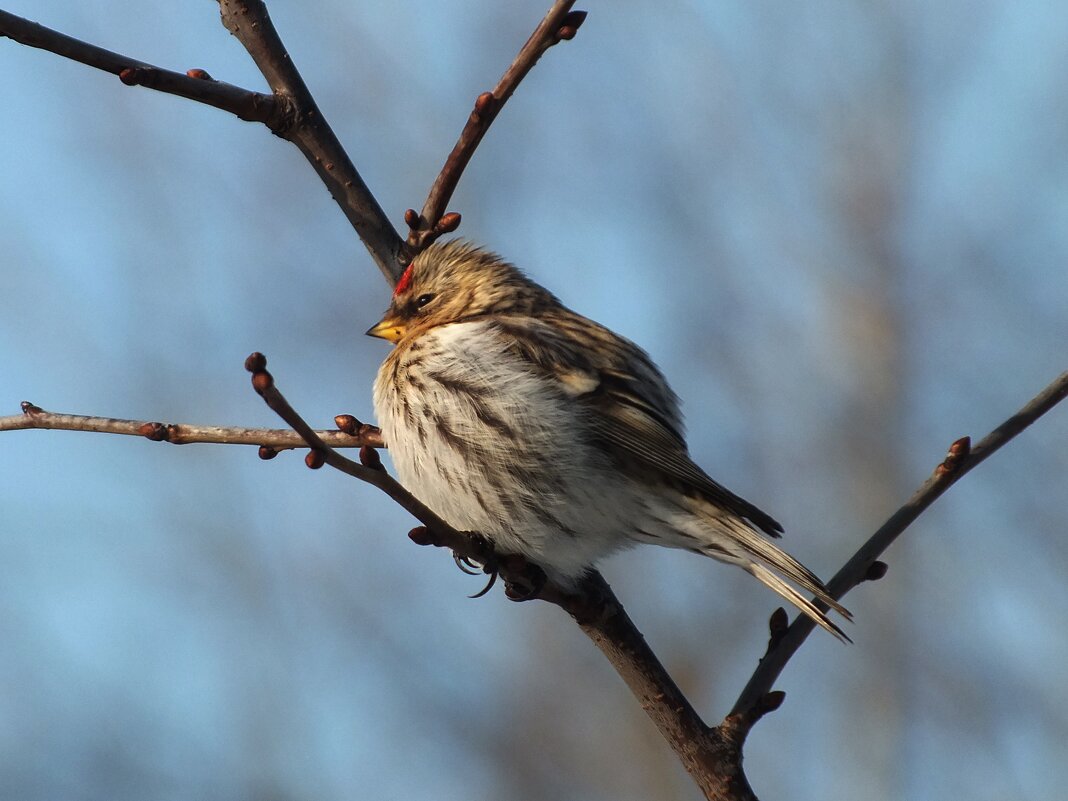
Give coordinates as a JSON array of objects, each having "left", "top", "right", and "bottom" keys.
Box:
[{"left": 367, "top": 240, "right": 850, "bottom": 639}]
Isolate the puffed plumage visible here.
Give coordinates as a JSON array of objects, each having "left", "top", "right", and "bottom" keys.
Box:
[{"left": 369, "top": 240, "right": 849, "bottom": 638}]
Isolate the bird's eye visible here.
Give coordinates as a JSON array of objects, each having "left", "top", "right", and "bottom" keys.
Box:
[{"left": 415, "top": 293, "right": 435, "bottom": 308}]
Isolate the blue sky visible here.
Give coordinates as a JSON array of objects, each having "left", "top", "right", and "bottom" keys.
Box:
[{"left": 2, "top": 3, "right": 1067, "bottom": 800}]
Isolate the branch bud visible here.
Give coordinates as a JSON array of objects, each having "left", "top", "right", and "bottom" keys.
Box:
[
  {"left": 334, "top": 414, "right": 361, "bottom": 435},
  {"left": 765, "top": 607, "right": 789, "bottom": 653},
  {"left": 936, "top": 436, "right": 971, "bottom": 476},
  {"left": 251, "top": 371, "right": 273, "bottom": 393},
  {"left": 138, "top": 422, "right": 169, "bottom": 441},
  {"left": 864, "top": 560, "right": 889, "bottom": 582},
  {"left": 244, "top": 352, "right": 267, "bottom": 373},
  {"left": 258, "top": 445, "right": 278, "bottom": 460},
  {"left": 435, "top": 212, "right": 461, "bottom": 234},
  {"left": 305, "top": 449, "right": 326, "bottom": 469},
  {"left": 556, "top": 10, "right": 588, "bottom": 41},
  {"left": 359, "top": 445, "right": 383, "bottom": 470},
  {"left": 759, "top": 691, "right": 785, "bottom": 714},
  {"left": 473, "top": 91, "right": 495, "bottom": 117},
  {"left": 769, "top": 607, "right": 789, "bottom": 637},
  {"left": 408, "top": 526, "right": 433, "bottom": 545}
]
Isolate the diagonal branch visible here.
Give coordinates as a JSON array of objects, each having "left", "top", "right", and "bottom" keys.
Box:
[
  {"left": 242, "top": 351, "right": 756, "bottom": 799},
  {"left": 551, "top": 572, "right": 763, "bottom": 801},
  {"left": 732, "top": 369, "right": 1068, "bottom": 715},
  {"left": 244, "top": 352, "right": 483, "bottom": 545},
  {"left": 405, "top": 2, "right": 587, "bottom": 251},
  {"left": 215, "top": 0, "right": 404, "bottom": 283},
  {"left": 2, "top": 3, "right": 591, "bottom": 280}
]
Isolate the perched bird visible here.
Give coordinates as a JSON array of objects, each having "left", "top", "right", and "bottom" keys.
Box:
[{"left": 368, "top": 240, "right": 850, "bottom": 638}]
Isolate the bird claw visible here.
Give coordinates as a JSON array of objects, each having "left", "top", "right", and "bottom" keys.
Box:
[
  {"left": 452, "top": 549, "right": 500, "bottom": 598},
  {"left": 468, "top": 567, "right": 499, "bottom": 599},
  {"left": 503, "top": 558, "right": 547, "bottom": 601},
  {"left": 453, "top": 552, "right": 484, "bottom": 575}
]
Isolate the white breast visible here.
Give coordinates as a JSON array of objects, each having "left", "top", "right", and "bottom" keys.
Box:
[{"left": 372, "top": 320, "right": 642, "bottom": 582}]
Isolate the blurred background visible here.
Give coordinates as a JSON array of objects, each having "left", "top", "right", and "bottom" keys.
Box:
[{"left": 2, "top": 2, "right": 1067, "bottom": 799}]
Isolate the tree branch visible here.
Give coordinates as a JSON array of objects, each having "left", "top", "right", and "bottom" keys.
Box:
[
  {"left": 733, "top": 369, "right": 1068, "bottom": 715},
  {"left": 551, "top": 572, "right": 767, "bottom": 801},
  {"left": 0, "top": 5, "right": 405, "bottom": 284},
  {"left": 242, "top": 352, "right": 759, "bottom": 799},
  {"left": 243, "top": 353, "right": 471, "bottom": 534},
  {"left": 0, "top": 10, "right": 276, "bottom": 122},
  {"left": 8, "top": 5, "right": 1066, "bottom": 798},
  {"left": 2, "top": 2, "right": 591, "bottom": 279},
  {"left": 406, "top": 2, "right": 587, "bottom": 251},
  {"left": 1, "top": 402, "right": 383, "bottom": 451},
  {"left": 215, "top": 0, "right": 404, "bottom": 283}
]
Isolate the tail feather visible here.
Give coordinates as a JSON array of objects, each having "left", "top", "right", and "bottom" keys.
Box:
[
  {"left": 645, "top": 499, "right": 852, "bottom": 639},
  {"left": 745, "top": 561, "right": 851, "bottom": 642},
  {"left": 705, "top": 518, "right": 852, "bottom": 640},
  {"left": 732, "top": 529, "right": 852, "bottom": 620}
]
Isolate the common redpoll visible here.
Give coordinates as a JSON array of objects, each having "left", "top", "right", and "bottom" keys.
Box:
[{"left": 368, "top": 240, "right": 850, "bottom": 638}]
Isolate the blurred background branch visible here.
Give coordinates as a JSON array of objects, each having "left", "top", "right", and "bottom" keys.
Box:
[{"left": 1, "top": 2, "right": 1067, "bottom": 800}]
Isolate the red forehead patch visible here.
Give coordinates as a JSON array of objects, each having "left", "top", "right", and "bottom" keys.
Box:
[{"left": 394, "top": 263, "right": 414, "bottom": 296}]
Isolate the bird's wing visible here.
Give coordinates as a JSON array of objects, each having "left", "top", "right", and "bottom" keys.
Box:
[{"left": 488, "top": 314, "right": 783, "bottom": 537}]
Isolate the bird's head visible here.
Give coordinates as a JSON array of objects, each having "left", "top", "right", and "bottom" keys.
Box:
[{"left": 366, "top": 240, "right": 555, "bottom": 344}]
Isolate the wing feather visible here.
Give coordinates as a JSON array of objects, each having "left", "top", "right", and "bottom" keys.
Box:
[{"left": 488, "top": 313, "right": 783, "bottom": 537}]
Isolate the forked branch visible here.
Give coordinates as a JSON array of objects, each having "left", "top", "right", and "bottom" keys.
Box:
[
  {"left": 0, "top": 2, "right": 587, "bottom": 279},
  {"left": 242, "top": 351, "right": 762, "bottom": 801},
  {"left": 215, "top": 0, "right": 403, "bottom": 281},
  {"left": 5, "top": 5, "right": 1068, "bottom": 800},
  {"left": 0, "top": 4, "right": 402, "bottom": 281}
]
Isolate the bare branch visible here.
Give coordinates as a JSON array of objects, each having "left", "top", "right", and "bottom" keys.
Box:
[
  {"left": 243, "top": 352, "right": 759, "bottom": 798},
  {"left": 244, "top": 352, "right": 473, "bottom": 538},
  {"left": 1, "top": 401, "right": 383, "bottom": 450},
  {"left": 0, "top": 5, "right": 405, "bottom": 284},
  {"left": 215, "top": 0, "right": 404, "bottom": 283},
  {"left": 406, "top": 3, "right": 587, "bottom": 251},
  {"left": 12, "top": 6, "right": 1065, "bottom": 797},
  {"left": 2, "top": 3, "right": 592, "bottom": 281},
  {"left": 0, "top": 10, "right": 275, "bottom": 122},
  {"left": 732, "top": 369, "right": 1068, "bottom": 715},
  {"left": 550, "top": 572, "right": 761, "bottom": 801}
]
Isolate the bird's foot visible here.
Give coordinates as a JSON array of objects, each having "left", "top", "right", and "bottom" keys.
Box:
[
  {"left": 452, "top": 532, "right": 500, "bottom": 598},
  {"left": 500, "top": 555, "right": 547, "bottom": 601}
]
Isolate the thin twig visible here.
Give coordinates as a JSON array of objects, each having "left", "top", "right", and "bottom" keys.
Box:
[
  {"left": 0, "top": 10, "right": 275, "bottom": 122},
  {"left": 244, "top": 352, "right": 471, "bottom": 538},
  {"left": 2, "top": 3, "right": 590, "bottom": 279},
  {"left": 243, "top": 352, "right": 754, "bottom": 798},
  {"left": 732, "top": 369, "right": 1068, "bottom": 715},
  {"left": 406, "top": 2, "right": 587, "bottom": 252},
  {"left": 1, "top": 402, "right": 383, "bottom": 450},
  {"left": 14, "top": 7, "right": 1064, "bottom": 798}
]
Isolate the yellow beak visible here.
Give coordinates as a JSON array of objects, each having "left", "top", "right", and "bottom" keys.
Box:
[{"left": 365, "top": 317, "right": 407, "bottom": 343}]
